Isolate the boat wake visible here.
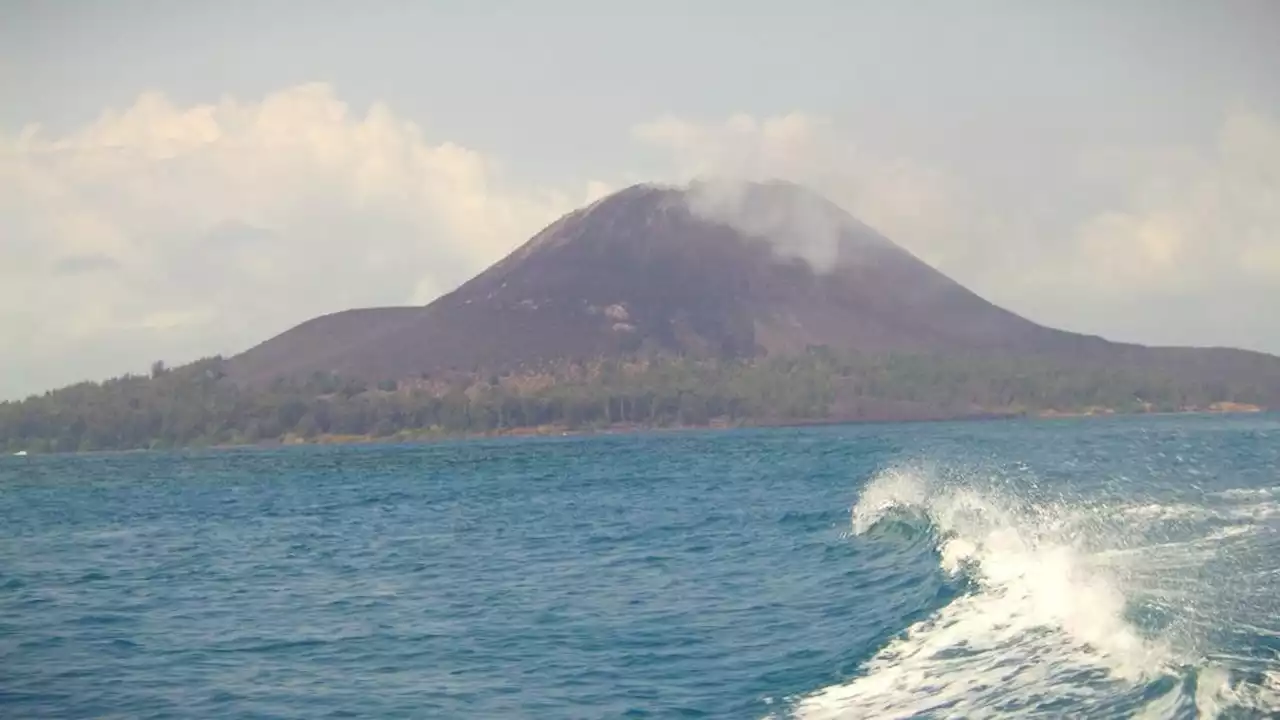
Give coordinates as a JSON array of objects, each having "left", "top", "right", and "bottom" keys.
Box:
[{"left": 784, "top": 466, "right": 1280, "bottom": 719}]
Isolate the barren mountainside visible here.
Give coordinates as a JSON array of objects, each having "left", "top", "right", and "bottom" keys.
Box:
[
  {"left": 6, "top": 181, "right": 1280, "bottom": 454},
  {"left": 226, "top": 181, "right": 1280, "bottom": 394}
]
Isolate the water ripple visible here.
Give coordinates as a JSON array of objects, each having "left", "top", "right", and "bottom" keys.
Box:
[{"left": 0, "top": 416, "right": 1276, "bottom": 718}]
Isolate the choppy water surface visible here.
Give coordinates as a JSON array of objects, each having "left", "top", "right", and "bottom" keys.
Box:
[{"left": 2, "top": 415, "right": 1278, "bottom": 718}]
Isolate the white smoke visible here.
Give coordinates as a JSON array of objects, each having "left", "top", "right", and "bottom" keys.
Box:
[
  {"left": 634, "top": 111, "right": 1280, "bottom": 356},
  {"left": 681, "top": 177, "right": 877, "bottom": 273},
  {"left": 632, "top": 113, "right": 941, "bottom": 274}
]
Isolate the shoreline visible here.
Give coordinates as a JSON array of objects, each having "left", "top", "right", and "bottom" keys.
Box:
[
  {"left": 225, "top": 402, "right": 1272, "bottom": 451},
  {"left": 7, "top": 405, "right": 1267, "bottom": 457}
]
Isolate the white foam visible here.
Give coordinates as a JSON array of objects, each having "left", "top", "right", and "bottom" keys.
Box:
[
  {"left": 1192, "top": 666, "right": 1280, "bottom": 718},
  {"left": 1213, "top": 486, "right": 1278, "bottom": 500},
  {"left": 1120, "top": 502, "right": 1208, "bottom": 521},
  {"left": 791, "top": 465, "right": 1262, "bottom": 719}
]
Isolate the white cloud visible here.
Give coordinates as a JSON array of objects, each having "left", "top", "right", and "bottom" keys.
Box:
[
  {"left": 1067, "top": 112, "right": 1280, "bottom": 293},
  {"left": 3, "top": 92, "right": 1276, "bottom": 399},
  {"left": 0, "top": 83, "right": 604, "bottom": 398},
  {"left": 633, "top": 110, "right": 1280, "bottom": 352},
  {"left": 1006, "top": 111, "right": 1279, "bottom": 350}
]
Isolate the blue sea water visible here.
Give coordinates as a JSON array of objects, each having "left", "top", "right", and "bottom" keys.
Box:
[{"left": 2, "top": 415, "right": 1279, "bottom": 719}]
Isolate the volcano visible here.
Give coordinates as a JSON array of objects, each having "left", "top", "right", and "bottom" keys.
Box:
[{"left": 226, "top": 181, "right": 1280, "bottom": 391}]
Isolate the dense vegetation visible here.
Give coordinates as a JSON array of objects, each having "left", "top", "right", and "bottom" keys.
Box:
[{"left": 1, "top": 349, "right": 1273, "bottom": 454}]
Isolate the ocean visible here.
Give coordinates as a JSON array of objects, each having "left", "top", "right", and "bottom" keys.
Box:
[{"left": 1, "top": 415, "right": 1278, "bottom": 719}]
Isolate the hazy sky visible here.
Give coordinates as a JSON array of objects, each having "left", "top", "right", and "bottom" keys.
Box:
[{"left": 3, "top": 1, "right": 1279, "bottom": 399}]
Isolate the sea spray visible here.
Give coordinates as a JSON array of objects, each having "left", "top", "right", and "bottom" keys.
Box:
[{"left": 792, "top": 464, "right": 1279, "bottom": 719}]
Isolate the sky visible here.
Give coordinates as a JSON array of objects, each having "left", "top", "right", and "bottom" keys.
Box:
[{"left": 2, "top": 0, "right": 1279, "bottom": 399}]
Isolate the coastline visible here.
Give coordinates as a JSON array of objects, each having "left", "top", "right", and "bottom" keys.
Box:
[
  {"left": 5, "top": 404, "right": 1267, "bottom": 458},
  {"left": 142, "top": 404, "right": 1279, "bottom": 453},
  {"left": 252, "top": 401, "right": 1269, "bottom": 448}
]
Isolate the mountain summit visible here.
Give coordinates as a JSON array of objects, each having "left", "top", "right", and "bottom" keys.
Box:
[
  {"left": 8, "top": 181, "right": 1278, "bottom": 455},
  {"left": 226, "top": 181, "right": 1269, "bottom": 387}
]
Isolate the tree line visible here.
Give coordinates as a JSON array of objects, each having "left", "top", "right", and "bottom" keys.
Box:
[{"left": 0, "top": 348, "right": 1272, "bottom": 454}]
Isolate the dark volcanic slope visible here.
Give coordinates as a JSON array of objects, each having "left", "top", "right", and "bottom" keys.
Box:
[{"left": 227, "top": 181, "right": 1278, "bottom": 387}]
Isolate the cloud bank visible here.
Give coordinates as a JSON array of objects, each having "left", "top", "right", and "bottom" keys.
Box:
[
  {"left": 0, "top": 83, "right": 605, "bottom": 398},
  {"left": 2, "top": 86, "right": 1276, "bottom": 399}
]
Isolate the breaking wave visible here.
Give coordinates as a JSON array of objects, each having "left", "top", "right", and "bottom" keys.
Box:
[{"left": 785, "top": 466, "right": 1280, "bottom": 719}]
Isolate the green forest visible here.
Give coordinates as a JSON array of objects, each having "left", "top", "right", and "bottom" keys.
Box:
[{"left": 0, "top": 349, "right": 1271, "bottom": 454}]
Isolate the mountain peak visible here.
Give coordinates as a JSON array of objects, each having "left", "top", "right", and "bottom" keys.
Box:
[
  {"left": 503, "top": 179, "right": 892, "bottom": 280},
  {"left": 226, "top": 181, "right": 1093, "bottom": 385}
]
